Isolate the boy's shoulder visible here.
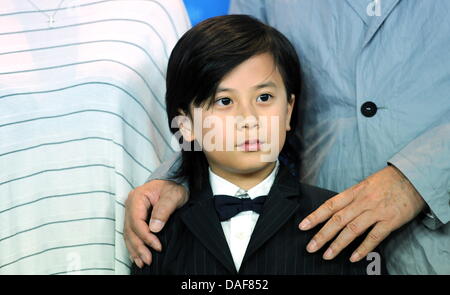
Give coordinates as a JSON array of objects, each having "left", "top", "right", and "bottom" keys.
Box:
[
  {"left": 266, "top": 162, "right": 339, "bottom": 211},
  {"left": 297, "top": 182, "right": 338, "bottom": 204},
  {"left": 275, "top": 180, "right": 338, "bottom": 216}
]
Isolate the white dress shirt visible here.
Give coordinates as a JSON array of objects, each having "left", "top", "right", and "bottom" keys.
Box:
[{"left": 208, "top": 160, "right": 280, "bottom": 271}]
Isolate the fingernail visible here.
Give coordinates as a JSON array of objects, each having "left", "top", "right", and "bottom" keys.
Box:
[
  {"left": 134, "top": 259, "right": 143, "bottom": 268},
  {"left": 149, "top": 219, "right": 164, "bottom": 232},
  {"left": 307, "top": 239, "right": 317, "bottom": 252},
  {"left": 299, "top": 218, "right": 311, "bottom": 230},
  {"left": 323, "top": 248, "right": 333, "bottom": 260},
  {"left": 350, "top": 252, "right": 360, "bottom": 263},
  {"left": 140, "top": 254, "right": 149, "bottom": 265}
]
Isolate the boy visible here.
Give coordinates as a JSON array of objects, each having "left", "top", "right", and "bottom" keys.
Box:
[{"left": 132, "top": 15, "right": 377, "bottom": 275}]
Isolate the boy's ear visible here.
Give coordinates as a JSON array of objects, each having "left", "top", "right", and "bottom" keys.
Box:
[
  {"left": 286, "top": 94, "right": 296, "bottom": 131},
  {"left": 177, "top": 109, "right": 195, "bottom": 142}
]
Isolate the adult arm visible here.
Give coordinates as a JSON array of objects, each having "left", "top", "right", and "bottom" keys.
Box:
[
  {"left": 299, "top": 112, "right": 450, "bottom": 261},
  {"left": 124, "top": 152, "right": 189, "bottom": 267}
]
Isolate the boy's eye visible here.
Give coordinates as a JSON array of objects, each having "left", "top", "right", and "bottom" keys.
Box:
[
  {"left": 215, "top": 97, "right": 233, "bottom": 106},
  {"left": 257, "top": 93, "right": 273, "bottom": 102}
]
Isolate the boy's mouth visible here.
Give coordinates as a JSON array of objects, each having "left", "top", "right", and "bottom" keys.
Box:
[{"left": 237, "top": 139, "right": 263, "bottom": 152}]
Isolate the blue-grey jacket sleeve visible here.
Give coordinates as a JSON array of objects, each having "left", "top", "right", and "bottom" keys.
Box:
[
  {"left": 388, "top": 112, "right": 450, "bottom": 229},
  {"left": 146, "top": 151, "right": 188, "bottom": 192},
  {"left": 229, "top": 0, "right": 268, "bottom": 22}
]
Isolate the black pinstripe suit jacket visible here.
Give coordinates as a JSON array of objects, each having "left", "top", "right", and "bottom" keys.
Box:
[{"left": 132, "top": 163, "right": 378, "bottom": 275}]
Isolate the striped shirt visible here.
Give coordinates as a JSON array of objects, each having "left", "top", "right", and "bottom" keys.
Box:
[{"left": 0, "top": 0, "right": 190, "bottom": 274}]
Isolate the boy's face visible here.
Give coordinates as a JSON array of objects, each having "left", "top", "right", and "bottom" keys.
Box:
[{"left": 179, "top": 53, "right": 295, "bottom": 178}]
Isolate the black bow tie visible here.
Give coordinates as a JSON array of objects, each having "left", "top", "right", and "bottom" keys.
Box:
[{"left": 214, "top": 194, "right": 267, "bottom": 221}]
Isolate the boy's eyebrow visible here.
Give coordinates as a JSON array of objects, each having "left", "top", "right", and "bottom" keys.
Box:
[
  {"left": 253, "top": 81, "right": 277, "bottom": 90},
  {"left": 216, "top": 81, "right": 278, "bottom": 93}
]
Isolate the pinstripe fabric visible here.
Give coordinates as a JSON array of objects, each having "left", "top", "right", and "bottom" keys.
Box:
[
  {"left": 132, "top": 163, "right": 379, "bottom": 275},
  {"left": 0, "top": 0, "right": 191, "bottom": 274}
]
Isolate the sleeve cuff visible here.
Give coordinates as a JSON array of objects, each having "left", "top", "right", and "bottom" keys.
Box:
[
  {"left": 388, "top": 152, "right": 450, "bottom": 227},
  {"left": 420, "top": 206, "right": 444, "bottom": 230}
]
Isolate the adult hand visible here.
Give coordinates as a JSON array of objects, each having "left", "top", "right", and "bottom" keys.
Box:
[
  {"left": 298, "top": 165, "right": 426, "bottom": 262},
  {"left": 124, "top": 180, "right": 188, "bottom": 268}
]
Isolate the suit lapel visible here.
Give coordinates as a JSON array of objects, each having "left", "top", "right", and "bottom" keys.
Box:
[
  {"left": 345, "top": 0, "right": 371, "bottom": 26},
  {"left": 345, "top": 0, "right": 402, "bottom": 47},
  {"left": 363, "top": 0, "right": 401, "bottom": 47},
  {"left": 241, "top": 164, "right": 300, "bottom": 266},
  {"left": 179, "top": 177, "right": 237, "bottom": 274}
]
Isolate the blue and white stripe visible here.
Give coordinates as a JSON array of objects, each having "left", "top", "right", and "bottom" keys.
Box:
[{"left": 0, "top": 0, "right": 191, "bottom": 274}]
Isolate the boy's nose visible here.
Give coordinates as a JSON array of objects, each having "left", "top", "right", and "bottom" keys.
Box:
[
  {"left": 236, "top": 103, "right": 259, "bottom": 129},
  {"left": 237, "top": 115, "right": 259, "bottom": 129}
]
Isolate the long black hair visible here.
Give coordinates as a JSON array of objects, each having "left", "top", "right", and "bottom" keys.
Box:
[{"left": 165, "top": 15, "right": 302, "bottom": 191}]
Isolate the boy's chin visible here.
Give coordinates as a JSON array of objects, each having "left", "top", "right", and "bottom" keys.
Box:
[
  {"left": 229, "top": 154, "right": 278, "bottom": 173},
  {"left": 236, "top": 150, "right": 279, "bottom": 164}
]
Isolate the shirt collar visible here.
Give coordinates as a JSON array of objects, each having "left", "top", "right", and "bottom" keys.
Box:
[{"left": 208, "top": 160, "right": 280, "bottom": 200}]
